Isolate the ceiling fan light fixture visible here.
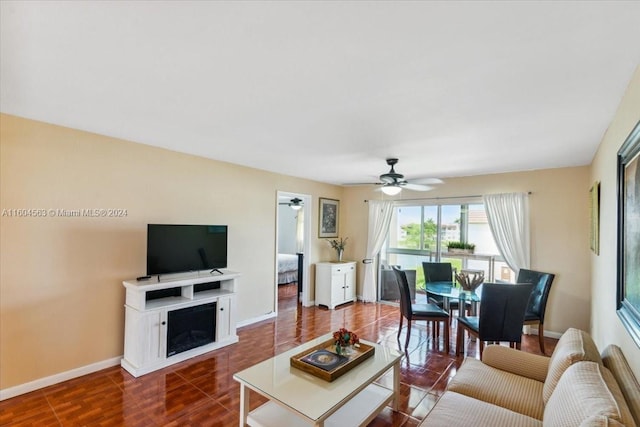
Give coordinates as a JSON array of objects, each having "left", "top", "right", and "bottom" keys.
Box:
[
  {"left": 289, "top": 197, "right": 303, "bottom": 210},
  {"left": 381, "top": 185, "right": 402, "bottom": 196}
]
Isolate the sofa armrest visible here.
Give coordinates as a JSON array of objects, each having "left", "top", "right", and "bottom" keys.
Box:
[{"left": 481, "top": 345, "right": 549, "bottom": 383}]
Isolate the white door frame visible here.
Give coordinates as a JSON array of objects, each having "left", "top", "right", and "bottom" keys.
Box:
[{"left": 275, "top": 191, "right": 313, "bottom": 310}]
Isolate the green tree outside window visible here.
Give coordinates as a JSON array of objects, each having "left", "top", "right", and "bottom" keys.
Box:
[{"left": 399, "top": 219, "right": 438, "bottom": 250}]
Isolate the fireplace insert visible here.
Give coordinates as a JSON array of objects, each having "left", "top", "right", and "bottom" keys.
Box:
[{"left": 166, "top": 302, "right": 216, "bottom": 357}]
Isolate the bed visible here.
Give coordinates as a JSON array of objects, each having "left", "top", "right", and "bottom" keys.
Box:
[{"left": 278, "top": 253, "right": 299, "bottom": 285}]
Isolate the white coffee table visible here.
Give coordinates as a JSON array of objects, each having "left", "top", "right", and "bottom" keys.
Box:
[{"left": 233, "top": 333, "right": 402, "bottom": 427}]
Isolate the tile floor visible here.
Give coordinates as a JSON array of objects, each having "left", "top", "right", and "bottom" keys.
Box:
[{"left": 0, "top": 285, "right": 556, "bottom": 426}]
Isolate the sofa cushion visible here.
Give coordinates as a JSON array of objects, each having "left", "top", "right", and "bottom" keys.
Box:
[
  {"left": 602, "top": 344, "right": 640, "bottom": 426},
  {"left": 543, "top": 361, "right": 637, "bottom": 427},
  {"left": 419, "top": 391, "right": 542, "bottom": 427},
  {"left": 482, "top": 345, "right": 550, "bottom": 383},
  {"left": 447, "top": 357, "right": 545, "bottom": 420},
  {"left": 543, "top": 328, "right": 602, "bottom": 403},
  {"left": 579, "top": 416, "right": 626, "bottom": 427}
]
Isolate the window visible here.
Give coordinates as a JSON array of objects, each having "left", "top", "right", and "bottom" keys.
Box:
[{"left": 378, "top": 201, "right": 513, "bottom": 303}]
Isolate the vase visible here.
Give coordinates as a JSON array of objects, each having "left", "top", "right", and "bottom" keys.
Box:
[
  {"left": 337, "top": 249, "right": 343, "bottom": 262},
  {"left": 335, "top": 343, "right": 353, "bottom": 356}
]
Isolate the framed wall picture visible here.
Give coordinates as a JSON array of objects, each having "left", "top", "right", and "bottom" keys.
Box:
[
  {"left": 319, "top": 198, "right": 339, "bottom": 238},
  {"left": 590, "top": 181, "right": 600, "bottom": 255},
  {"left": 617, "top": 120, "right": 640, "bottom": 348}
]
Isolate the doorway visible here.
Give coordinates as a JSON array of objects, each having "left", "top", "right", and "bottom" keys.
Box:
[{"left": 275, "top": 192, "right": 312, "bottom": 313}]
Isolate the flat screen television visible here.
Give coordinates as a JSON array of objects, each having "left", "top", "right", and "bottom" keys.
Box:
[{"left": 147, "top": 224, "right": 228, "bottom": 275}]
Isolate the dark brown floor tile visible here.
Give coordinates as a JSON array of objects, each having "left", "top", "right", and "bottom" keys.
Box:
[
  {"left": 410, "top": 392, "right": 440, "bottom": 420},
  {"left": 403, "top": 368, "right": 446, "bottom": 392},
  {"left": 401, "top": 416, "right": 424, "bottom": 426},
  {"left": 44, "top": 373, "right": 149, "bottom": 427},
  {"left": 405, "top": 349, "right": 455, "bottom": 374},
  {"left": 395, "top": 384, "right": 430, "bottom": 417},
  {"left": 188, "top": 369, "right": 233, "bottom": 399},
  {"left": 173, "top": 351, "right": 230, "bottom": 382},
  {"left": 214, "top": 382, "right": 268, "bottom": 413},
  {"left": 118, "top": 371, "right": 187, "bottom": 400},
  {"left": 0, "top": 390, "right": 60, "bottom": 427},
  {"left": 367, "top": 406, "right": 409, "bottom": 427},
  {"left": 163, "top": 401, "right": 237, "bottom": 426},
  {"left": 1, "top": 300, "right": 558, "bottom": 427},
  {"left": 135, "top": 380, "right": 215, "bottom": 425}
]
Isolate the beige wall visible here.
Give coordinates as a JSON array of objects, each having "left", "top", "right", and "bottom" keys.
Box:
[
  {"left": 0, "top": 114, "right": 342, "bottom": 389},
  {"left": 343, "top": 166, "right": 592, "bottom": 336},
  {"left": 590, "top": 65, "right": 640, "bottom": 378},
  {"left": 4, "top": 68, "right": 640, "bottom": 392}
]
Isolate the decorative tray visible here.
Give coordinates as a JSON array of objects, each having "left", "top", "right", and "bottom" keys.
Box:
[{"left": 290, "top": 339, "right": 375, "bottom": 382}]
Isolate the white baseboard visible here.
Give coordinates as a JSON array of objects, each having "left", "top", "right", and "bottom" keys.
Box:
[
  {"left": 236, "top": 312, "right": 277, "bottom": 328},
  {"left": 544, "top": 330, "right": 563, "bottom": 339},
  {"left": 525, "top": 326, "right": 562, "bottom": 340},
  {"left": 0, "top": 356, "right": 122, "bottom": 401}
]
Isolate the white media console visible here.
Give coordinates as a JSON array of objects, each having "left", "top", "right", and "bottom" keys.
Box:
[{"left": 121, "top": 270, "right": 240, "bottom": 377}]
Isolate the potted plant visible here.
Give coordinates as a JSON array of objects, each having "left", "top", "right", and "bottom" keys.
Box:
[
  {"left": 333, "top": 327, "right": 359, "bottom": 356},
  {"left": 447, "top": 241, "right": 476, "bottom": 254},
  {"left": 328, "top": 237, "right": 348, "bottom": 262}
]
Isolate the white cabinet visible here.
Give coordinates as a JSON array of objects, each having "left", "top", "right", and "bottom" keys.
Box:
[
  {"left": 315, "top": 261, "right": 356, "bottom": 309},
  {"left": 216, "top": 295, "right": 235, "bottom": 343},
  {"left": 124, "top": 308, "right": 165, "bottom": 368},
  {"left": 121, "top": 271, "right": 240, "bottom": 377}
]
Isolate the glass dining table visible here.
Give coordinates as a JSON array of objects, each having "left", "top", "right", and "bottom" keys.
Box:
[{"left": 423, "top": 281, "right": 482, "bottom": 317}]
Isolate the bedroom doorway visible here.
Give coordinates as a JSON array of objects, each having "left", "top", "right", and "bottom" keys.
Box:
[{"left": 275, "top": 191, "right": 311, "bottom": 313}]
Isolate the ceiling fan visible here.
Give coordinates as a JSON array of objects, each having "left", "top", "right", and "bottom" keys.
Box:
[
  {"left": 279, "top": 197, "right": 303, "bottom": 210},
  {"left": 365, "top": 158, "right": 442, "bottom": 195}
]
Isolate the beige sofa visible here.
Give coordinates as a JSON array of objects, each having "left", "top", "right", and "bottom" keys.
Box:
[{"left": 420, "top": 328, "right": 640, "bottom": 426}]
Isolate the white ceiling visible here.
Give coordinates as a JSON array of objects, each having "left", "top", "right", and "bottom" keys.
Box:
[{"left": 2, "top": 1, "right": 640, "bottom": 187}]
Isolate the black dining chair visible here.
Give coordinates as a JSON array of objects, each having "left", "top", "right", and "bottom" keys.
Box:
[
  {"left": 456, "top": 282, "right": 534, "bottom": 358},
  {"left": 516, "top": 269, "right": 556, "bottom": 355},
  {"left": 423, "top": 262, "right": 453, "bottom": 283},
  {"left": 422, "top": 262, "right": 469, "bottom": 319},
  {"left": 392, "top": 267, "right": 450, "bottom": 352}
]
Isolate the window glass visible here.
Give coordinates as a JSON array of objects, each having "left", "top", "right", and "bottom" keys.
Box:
[
  {"left": 379, "top": 201, "right": 514, "bottom": 304},
  {"left": 422, "top": 206, "right": 438, "bottom": 252},
  {"left": 395, "top": 206, "right": 422, "bottom": 249},
  {"left": 438, "top": 205, "right": 463, "bottom": 273},
  {"left": 440, "top": 205, "right": 461, "bottom": 245}
]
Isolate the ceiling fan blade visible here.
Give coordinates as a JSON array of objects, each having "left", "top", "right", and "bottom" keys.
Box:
[
  {"left": 342, "top": 182, "right": 381, "bottom": 186},
  {"left": 351, "top": 159, "right": 444, "bottom": 192},
  {"left": 403, "top": 183, "right": 434, "bottom": 191},
  {"left": 279, "top": 198, "right": 304, "bottom": 206},
  {"left": 410, "top": 177, "right": 444, "bottom": 185}
]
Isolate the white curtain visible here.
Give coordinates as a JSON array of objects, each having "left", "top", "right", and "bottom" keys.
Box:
[
  {"left": 362, "top": 200, "right": 394, "bottom": 302},
  {"left": 483, "top": 192, "right": 530, "bottom": 273},
  {"left": 295, "top": 210, "right": 304, "bottom": 253}
]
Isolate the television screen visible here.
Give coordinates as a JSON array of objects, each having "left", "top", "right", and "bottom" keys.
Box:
[{"left": 147, "top": 224, "right": 228, "bottom": 275}]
